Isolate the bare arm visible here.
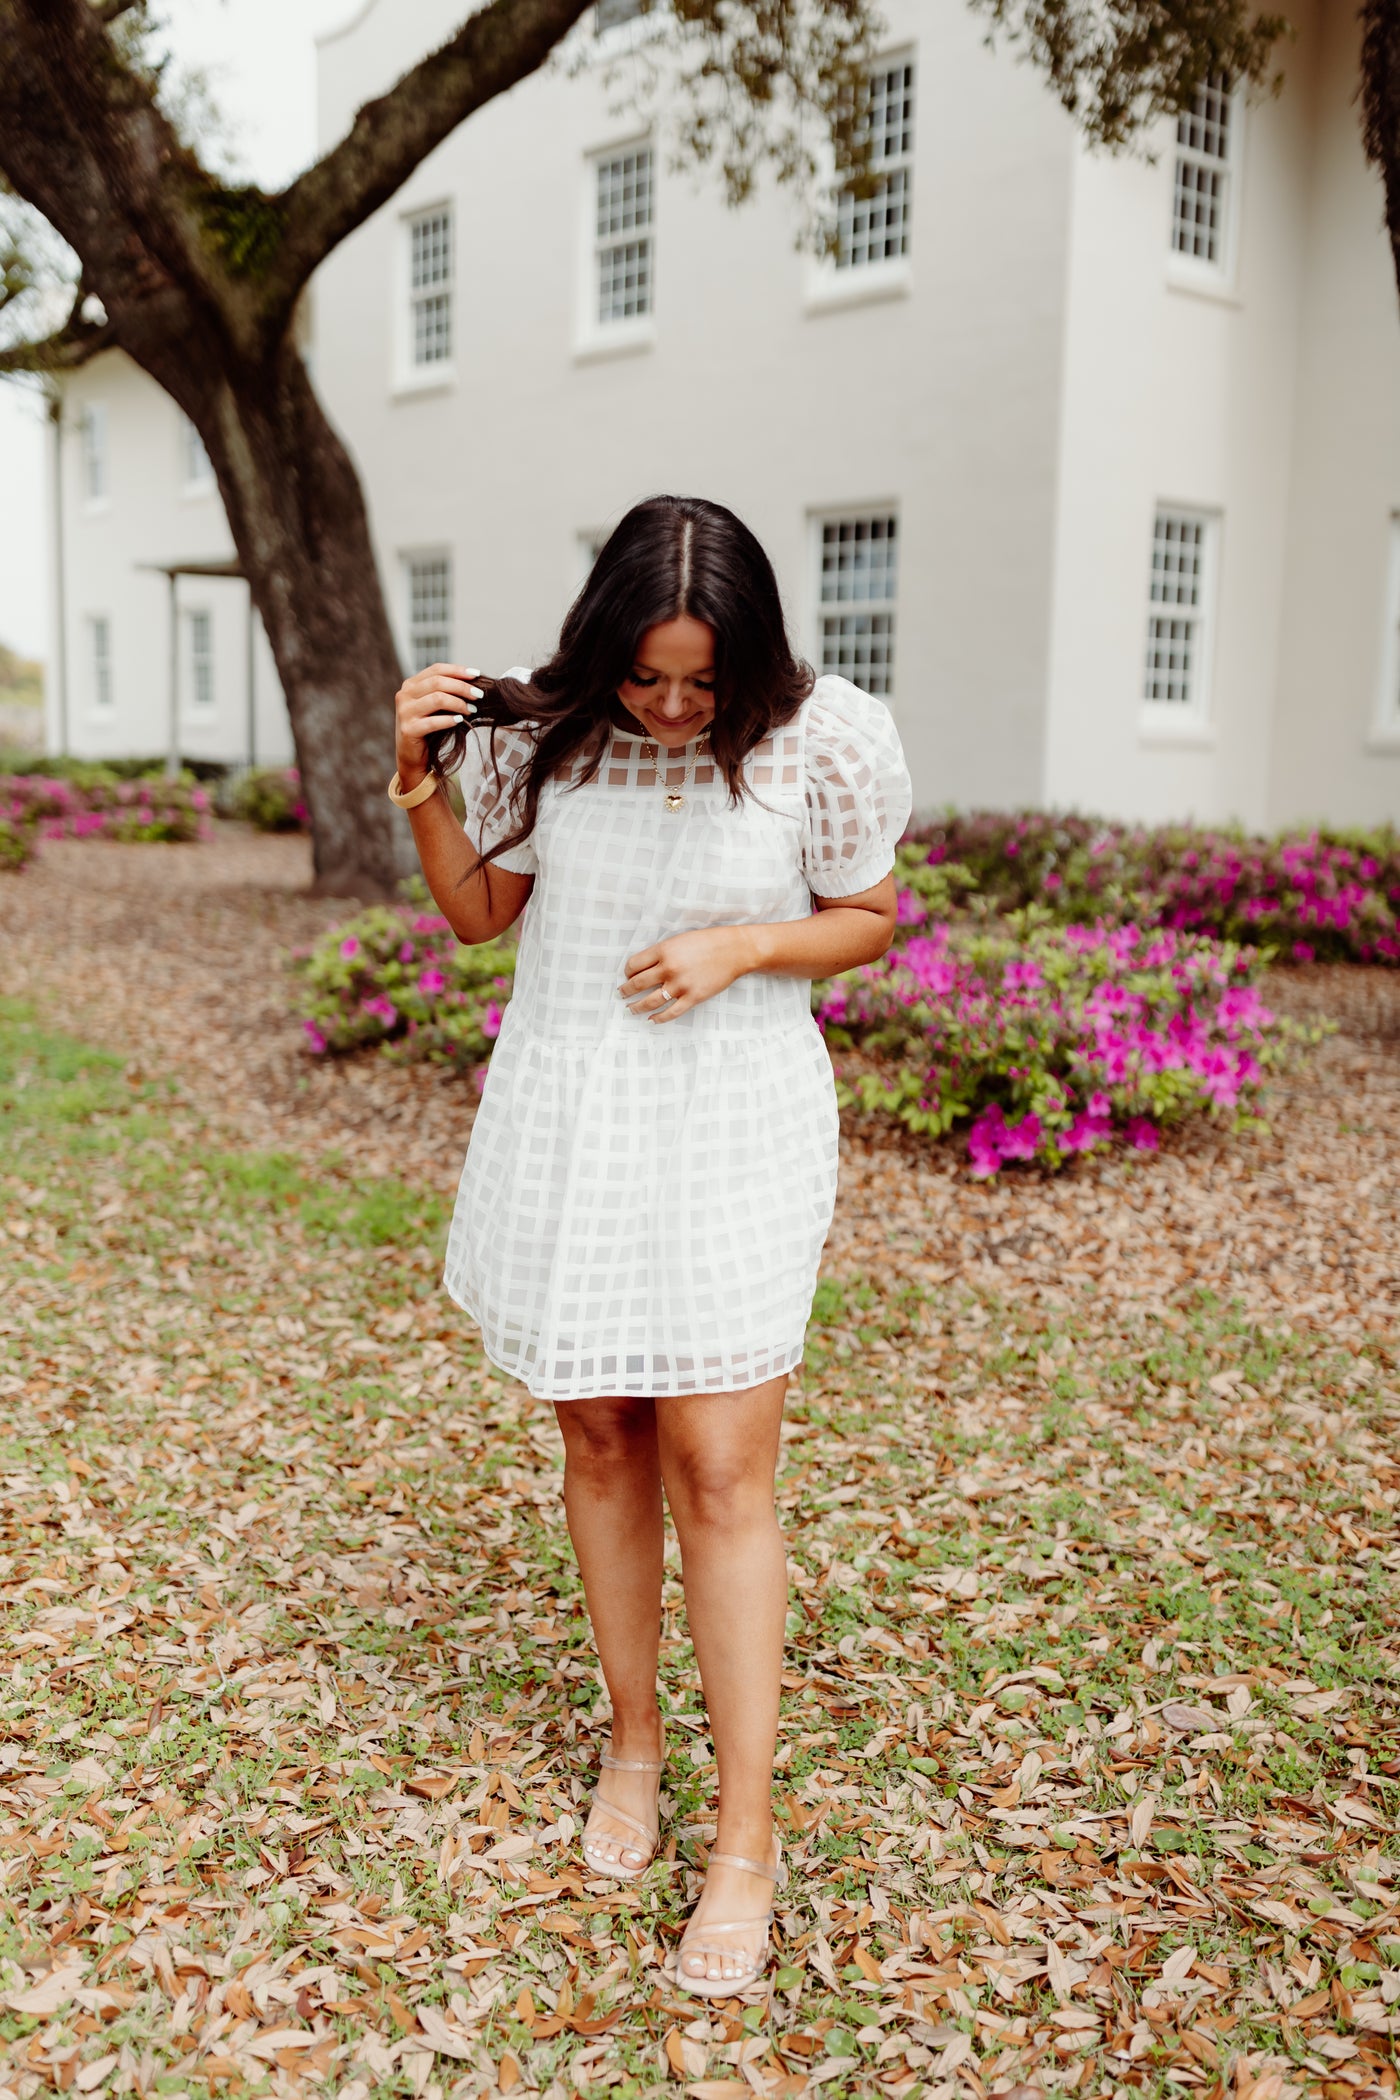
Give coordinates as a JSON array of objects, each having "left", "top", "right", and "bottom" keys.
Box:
[
  {"left": 393, "top": 662, "right": 534, "bottom": 945},
  {"left": 619, "top": 876, "right": 898, "bottom": 1021}
]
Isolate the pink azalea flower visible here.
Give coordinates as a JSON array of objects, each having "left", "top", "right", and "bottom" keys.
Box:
[
  {"left": 340, "top": 935, "right": 360, "bottom": 960},
  {"left": 482, "top": 1001, "right": 503, "bottom": 1040},
  {"left": 418, "top": 965, "right": 447, "bottom": 996},
  {"left": 303, "top": 1020, "right": 328, "bottom": 1054}
]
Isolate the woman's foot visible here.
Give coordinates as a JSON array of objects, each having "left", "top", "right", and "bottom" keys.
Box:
[
  {"left": 581, "top": 1716, "right": 665, "bottom": 1878},
  {"left": 676, "top": 1833, "right": 779, "bottom": 1996}
]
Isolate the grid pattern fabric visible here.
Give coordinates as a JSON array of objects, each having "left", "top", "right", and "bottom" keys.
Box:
[
  {"left": 408, "top": 555, "right": 452, "bottom": 673},
  {"left": 90, "top": 618, "right": 112, "bottom": 710},
  {"left": 1144, "top": 510, "right": 1207, "bottom": 706},
  {"left": 443, "top": 674, "right": 912, "bottom": 1399},
  {"left": 1172, "top": 73, "right": 1232, "bottom": 265},
  {"left": 409, "top": 207, "right": 453, "bottom": 365},
  {"left": 596, "top": 149, "right": 653, "bottom": 321},
  {"left": 837, "top": 61, "right": 915, "bottom": 269},
  {"left": 189, "top": 610, "right": 214, "bottom": 708},
  {"left": 819, "top": 516, "right": 898, "bottom": 697}
]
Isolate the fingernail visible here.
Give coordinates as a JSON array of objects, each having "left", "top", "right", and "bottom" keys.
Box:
[
  {"left": 464, "top": 666, "right": 481, "bottom": 677},
  {"left": 466, "top": 686, "right": 484, "bottom": 699}
]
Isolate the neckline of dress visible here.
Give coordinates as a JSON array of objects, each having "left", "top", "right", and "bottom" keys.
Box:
[{"left": 606, "top": 723, "right": 712, "bottom": 756}]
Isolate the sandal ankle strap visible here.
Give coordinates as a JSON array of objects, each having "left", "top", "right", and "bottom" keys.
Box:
[
  {"left": 707, "top": 1849, "right": 778, "bottom": 1882},
  {"left": 599, "top": 1751, "right": 664, "bottom": 1773}
]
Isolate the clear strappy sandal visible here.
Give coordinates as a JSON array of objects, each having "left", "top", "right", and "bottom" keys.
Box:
[
  {"left": 580, "top": 1737, "right": 665, "bottom": 1881},
  {"left": 675, "top": 1841, "right": 781, "bottom": 1999}
]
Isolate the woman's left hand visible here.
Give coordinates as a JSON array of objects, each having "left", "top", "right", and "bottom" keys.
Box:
[{"left": 620, "top": 927, "right": 758, "bottom": 1021}]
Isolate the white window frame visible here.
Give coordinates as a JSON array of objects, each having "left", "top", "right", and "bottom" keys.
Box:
[
  {"left": 1370, "top": 514, "right": 1400, "bottom": 749},
  {"left": 395, "top": 201, "right": 456, "bottom": 394},
  {"left": 576, "top": 137, "right": 656, "bottom": 360},
  {"left": 1140, "top": 504, "right": 1220, "bottom": 740},
  {"left": 88, "top": 615, "right": 113, "bottom": 713},
  {"left": 80, "top": 402, "right": 109, "bottom": 508},
  {"left": 179, "top": 411, "right": 215, "bottom": 496},
  {"left": 809, "top": 508, "right": 900, "bottom": 701},
  {"left": 805, "top": 51, "right": 915, "bottom": 316},
  {"left": 403, "top": 550, "right": 454, "bottom": 673},
  {"left": 186, "top": 608, "right": 216, "bottom": 712},
  {"left": 1166, "top": 73, "right": 1244, "bottom": 297}
]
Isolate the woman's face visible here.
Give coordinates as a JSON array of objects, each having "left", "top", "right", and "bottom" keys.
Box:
[{"left": 616, "top": 616, "right": 717, "bottom": 747}]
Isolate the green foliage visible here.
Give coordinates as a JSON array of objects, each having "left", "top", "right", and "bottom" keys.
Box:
[
  {"left": 229, "top": 765, "right": 307, "bottom": 832},
  {"left": 967, "top": 0, "right": 1290, "bottom": 150},
  {"left": 195, "top": 184, "right": 288, "bottom": 280}
]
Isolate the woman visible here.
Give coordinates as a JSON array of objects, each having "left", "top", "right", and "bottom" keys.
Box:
[{"left": 389, "top": 495, "right": 911, "bottom": 1996}]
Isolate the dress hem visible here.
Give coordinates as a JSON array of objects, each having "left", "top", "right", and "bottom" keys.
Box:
[{"left": 443, "top": 1278, "right": 806, "bottom": 1401}]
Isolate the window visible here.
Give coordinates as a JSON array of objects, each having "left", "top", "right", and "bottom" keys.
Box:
[
  {"left": 407, "top": 554, "right": 452, "bottom": 672},
  {"left": 1143, "top": 508, "right": 1216, "bottom": 714},
  {"left": 1374, "top": 516, "right": 1400, "bottom": 737},
  {"left": 89, "top": 617, "right": 113, "bottom": 710},
  {"left": 595, "top": 0, "right": 644, "bottom": 29},
  {"left": 817, "top": 515, "right": 898, "bottom": 697},
  {"left": 188, "top": 610, "right": 215, "bottom": 709},
  {"left": 836, "top": 61, "right": 915, "bottom": 271},
  {"left": 80, "top": 403, "right": 108, "bottom": 502},
  {"left": 408, "top": 206, "right": 454, "bottom": 369},
  {"left": 595, "top": 146, "right": 653, "bottom": 324},
  {"left": 1171, "top": 72, "right": 1236, "bottom": 272},
  {"left": 180, "top": 412, "right": 214, "bottom": 491}
]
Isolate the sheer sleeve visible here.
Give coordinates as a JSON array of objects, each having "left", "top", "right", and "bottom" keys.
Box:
[
  {"left": 801, "top": 676, "right": 913, "bottom": 898},
  {"left": 457, "top": 695, "right": 539, "bottom": 876}
]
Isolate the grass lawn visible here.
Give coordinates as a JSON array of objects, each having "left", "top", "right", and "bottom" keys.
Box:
[{"left": 1, "top": 993, "right": 1396, "bottom": 2100}]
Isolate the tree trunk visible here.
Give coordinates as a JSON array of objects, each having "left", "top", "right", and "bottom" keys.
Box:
[
  {"left": 131, "top": 334, "right": 412, "bottom": 899},
  {"left": 1361, "top": 0, "right": 1400, "bottom": 308}
]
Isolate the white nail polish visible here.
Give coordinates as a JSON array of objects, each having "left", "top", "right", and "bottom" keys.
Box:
[{"left": 467, "top": 687, "right": 484, "bottom": 699}]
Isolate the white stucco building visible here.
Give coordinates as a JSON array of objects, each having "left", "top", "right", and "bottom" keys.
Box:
[{"left": 43, "top": 0, "right": 1400, "bottom": 828}]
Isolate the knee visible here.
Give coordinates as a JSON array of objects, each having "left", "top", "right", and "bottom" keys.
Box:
[
  {"left": 666, "top": 1448, "right": 772, "bottom": 1538},
  {"left": 559, "top": 1401, "right": 652, "bottom": 1485}
]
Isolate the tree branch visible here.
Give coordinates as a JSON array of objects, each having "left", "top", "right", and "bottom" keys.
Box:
[
  {"left": 0, "top": 279, "right": 113, "bottom": 375},
  {"left": 268, "top": 0, "right": 593, "bottom": 308},
  {"left": 95, "top": 0, "right": 147, "bottom": 20}
]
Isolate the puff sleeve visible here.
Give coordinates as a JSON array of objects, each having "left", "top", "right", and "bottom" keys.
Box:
[
  {"left": 457, "top": 685, "right": 539, "bottom": 876},
  {"left": 800, "top": 676, "right": 913, "bottom": 898}
]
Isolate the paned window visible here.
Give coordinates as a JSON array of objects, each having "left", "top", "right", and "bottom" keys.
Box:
[
  {"left": 1171, "top": 72, "right": 1235, "bottom": 269},
  {"left": 90, "top": 617, "right": 113, "bottom": 709},
  {"left": 189, "top": 610, "right": 214, "bottom": 709},
  {"left": 180, "top": 412, "right": 214, "bottom": 490},
  {"left": 407, "top": 554, "right": 452, "bottom": 672},
  {"left": 80, "top": 403, "right": 108, "bottom": 501},
  {"left": 1143, "top": 509, "right": 1213, "bottom": 710},
  {"left": 595, "top": 147, "right": 653, "bottom": 323},
  {"left": 1376, "top": 516, "right": 1400, "bottom": 731},
  {"left": 836, "top": 61, "right": 915, "bottom": 270},
  {"left": 409, "top": 206, "right": 454, "bottom": 367},
  {"left": 818, "top": 515, "right": 898, "bottom": 697}
]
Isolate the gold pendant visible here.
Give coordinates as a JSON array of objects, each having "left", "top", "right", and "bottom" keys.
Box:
[{"left": 664, "top": 791, "right": 685, "bottom": 812}]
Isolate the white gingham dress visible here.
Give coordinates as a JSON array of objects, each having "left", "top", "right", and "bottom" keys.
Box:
[{"left": 442, "top": 675, "right": 912, "bottom": 1400}]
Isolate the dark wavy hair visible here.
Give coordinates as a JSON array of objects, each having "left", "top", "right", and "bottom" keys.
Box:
[{"left": 426, "top": 493, "right": 814, "bottom": 875}]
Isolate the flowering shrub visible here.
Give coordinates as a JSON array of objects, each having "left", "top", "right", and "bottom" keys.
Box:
[
  {"left": 230, "top": 766, "right": 309, "bottom": 832},
  {"left": 0, "top": 810, "right": 36, "bottom": 871},
  {"left": 296, "top": 864, "right": 1320, "bottom": 1178},
  {"left": 905, "top": 812, "right": 1400, "bottom": 964},
  {"left": 817, "top": 914, "right": 1316, "bottom": 1174},
  {"left": 293, "top": 889, "right": 514, "bottom": 1072},
  {"left": 0, "top": 771, "right": 210, "bottom": 843}
]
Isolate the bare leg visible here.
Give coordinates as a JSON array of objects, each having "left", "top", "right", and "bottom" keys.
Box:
[
  {"left": 656, "top": 1374, "right": 788, "bottom": 1984},
  {"left": 553, "top": 1396, "right": 666, "bottom": 1868}
]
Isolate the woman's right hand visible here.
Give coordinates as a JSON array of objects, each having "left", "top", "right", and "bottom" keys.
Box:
[{"left": 394, "top": 663, "right": 484, "bottom": 783}]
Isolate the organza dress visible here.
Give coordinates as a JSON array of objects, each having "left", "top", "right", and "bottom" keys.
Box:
[{"left": 442, "top": 675, "right": 912, "bottom": 1401}]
